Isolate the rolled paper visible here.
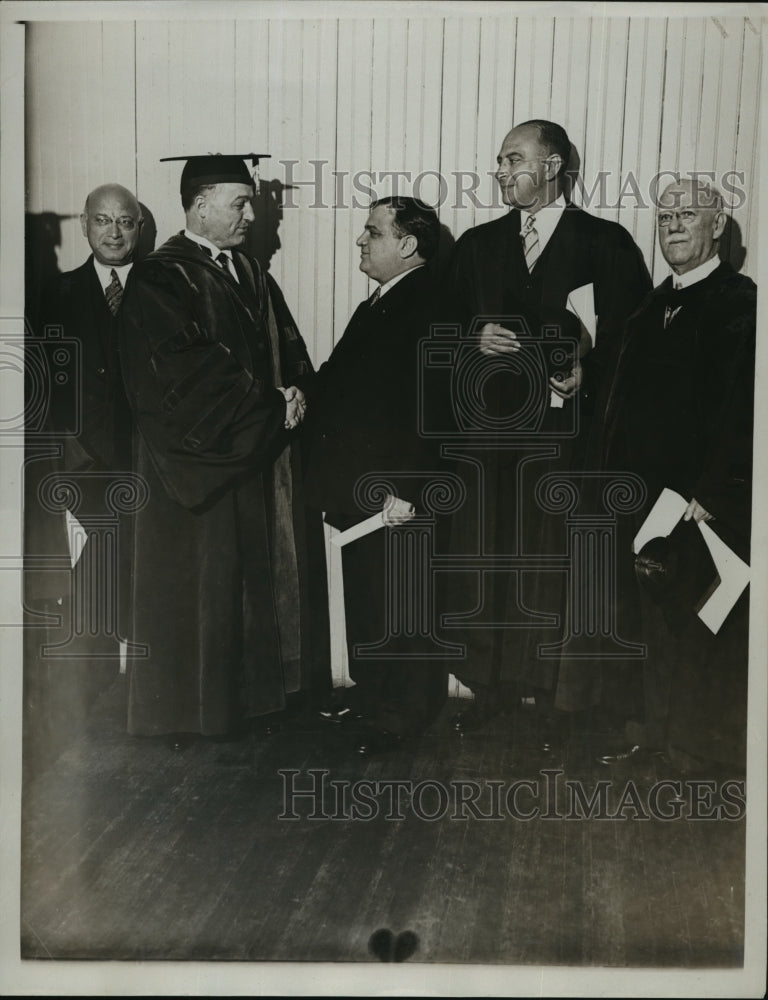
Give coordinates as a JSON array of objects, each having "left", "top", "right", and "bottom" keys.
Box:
[{"left": 331, "top": 493, "right": 414, "bottom": 547}]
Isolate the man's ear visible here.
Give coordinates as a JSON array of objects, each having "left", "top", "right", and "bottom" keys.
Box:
[
  {"left": 712, "top": 210, "right": 727, "bottom": 241},
  {"left": 79, "top": 213, "right": 88, "bottom": 238},
  {"left": 400, "top": 233, "right": 418, "bottom": 259},
  {"left": 543, "top": 155, "right": 562, "bottom": 182}
]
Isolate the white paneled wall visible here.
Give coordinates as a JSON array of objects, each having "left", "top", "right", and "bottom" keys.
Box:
[{"left": 25, "top": 12, "right": 763, "bottom": 685}]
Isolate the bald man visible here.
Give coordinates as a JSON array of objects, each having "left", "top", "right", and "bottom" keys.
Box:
[
  {"left": 33, "top": 183, "right": 143, "bottom": 666},
  {"left": 600, "top": 178, "right": 756, "bottom": 772},
  {"left": 43, "top": 183, "right": 143, "bottom": 471}
]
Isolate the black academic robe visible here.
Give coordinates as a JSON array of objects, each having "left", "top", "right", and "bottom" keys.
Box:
[
  {"left": 601, "top": 261, "right": 756, "bottom": 766},
  {"left": 445, "top": 205, "right": 652, "bottom": 701},
  {"left": 303, "top": 268, "right": 448, "bottom": 735},
  {"left": 119, "top": 234, "right": 330, "bottom": 735}
]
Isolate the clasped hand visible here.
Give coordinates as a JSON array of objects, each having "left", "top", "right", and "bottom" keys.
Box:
[{"left": 278, "top": 385, "right": 307, "bottom": 430}]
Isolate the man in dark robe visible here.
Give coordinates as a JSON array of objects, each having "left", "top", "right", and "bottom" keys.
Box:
[
  {"left": 599, "top": 178, "right": 755, "bottom": 772},
  {"left": 303, "top": 197, "right": 448, "bottom": 755},
  {"left": 119, "top": 155, "right": 330, "bottom": 745},
  {"left": 445, "top": 119, "right": 652, "bottom": 743}
]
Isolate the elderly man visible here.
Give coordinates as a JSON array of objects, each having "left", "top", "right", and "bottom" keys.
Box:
[
  {"left": 599, "top": 178, "right": 756, "bottom": 772},
  {"left": 119, "top": 155, "right": 330, "bottom": 746},
  {"left": 23, "top": 184, "right": 143, "bottom": 769},
  {"left": 304, "top": 197, "right": 448, "bottom": 755},
  {"left": 446, "top": 120, "right": 651, "bottom": 742}
]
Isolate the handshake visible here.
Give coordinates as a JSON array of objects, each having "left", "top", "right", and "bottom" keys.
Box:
[{"left": 277, "top": 385, "right": 307, "bottom": 430}]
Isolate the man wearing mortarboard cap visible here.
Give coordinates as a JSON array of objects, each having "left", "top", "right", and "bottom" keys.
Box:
[{"left": 118, "top": 153, "right": 330, "bottom": 745}]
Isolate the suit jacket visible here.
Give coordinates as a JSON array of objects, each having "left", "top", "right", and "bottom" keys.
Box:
[
  {"left": 449, "top": 204, "right": 652, "bottom": 405},
  {"left": 303, "top": 267, "right": 446, "bottom": 523},
  {"left": 40, "top": 256, "right": 133, "bottom": 474}
]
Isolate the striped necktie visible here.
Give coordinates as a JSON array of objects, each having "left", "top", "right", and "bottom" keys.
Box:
[
  {"left": 105, "top": 269, "right": 123, "bottom": 316},
  {"left": 368, "top": 287, "right": 381, "bottom": 307},
  {"left": 521, "top": 214, "right": 540, "bottom": 272}
]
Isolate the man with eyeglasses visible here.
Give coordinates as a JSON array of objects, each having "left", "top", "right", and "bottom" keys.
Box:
[
  {"left": 445, "top": 120, "right": 651, "bottom": 748},
  {"left": 599, "top": 177, "right": 756, "bottom": 773},
  {"left": 27, "top": 185, "right": 144, "bottom": 742}
]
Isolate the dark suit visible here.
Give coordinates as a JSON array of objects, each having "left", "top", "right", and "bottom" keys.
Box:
[
  {"left": 446, "top": 204, "right": 652, "bottom": 713},
  {"left": 23, "top": 256, "right": 133, "bottom": 772},
  {"left": 304, "top": 267, "right": 448, "bottom": 736}
]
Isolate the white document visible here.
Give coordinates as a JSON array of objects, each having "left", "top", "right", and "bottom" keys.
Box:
[
  {"left": 632, "top": 488, "right": 689, "bottom": 555},
  {"left": 330, "top": 494, "right": 415, "bottom": 547},
  {"left": 696, "top": 521, "right": 750, "bottom": 634},
  {"left": 632, "top": 487, "right": 750, "bottom": 634},
  {"left": 65, "top": 508, "right": 88, "bottom": 569},
  {"left": 566, "top": 282, "right": 597, "bottom": 348}
]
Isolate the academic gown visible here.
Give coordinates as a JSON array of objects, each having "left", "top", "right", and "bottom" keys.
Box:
[
  {"left": 119, "top": 234, "right": 330, "bottom": 736},
  {"left": 601, "top": 261, "right": 756, "bottom": 765},
  {"left": 445, "top": 205, "right": 652, "bottom": 705}
]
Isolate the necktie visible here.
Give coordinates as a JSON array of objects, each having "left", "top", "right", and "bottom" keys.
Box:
[
  {"left": 200, "top": 244, "right": 234, "bottom": 278},
  {"left": 214, "top": 251, "right": 232, "bottom": 275},
  {"left": 368, "top": 287, "right": 381, "bottom": 307},
  {"left": 105, "top": 269, "right": 123, "bottom": 316},
  {"left": 521, "top": 214, "right": 540, "bottom": 272}
]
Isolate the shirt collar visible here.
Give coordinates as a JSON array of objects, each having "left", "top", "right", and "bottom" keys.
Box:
[
  {"left": 183, "top": 229, "right": 233, "bottom": 261},
  {"left": 91, "top": 257, "right": 133, "bottom": 293},
  {"left": 519, "top": 193, "right": 566, "bottom": 255},
  {"left": 376, "top": 263, "right": 424, "bottom": 300},
  {"left": 669, "top": 254, "right": 721, "bottom": 290}
]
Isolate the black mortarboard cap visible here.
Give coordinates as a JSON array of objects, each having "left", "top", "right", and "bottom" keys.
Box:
[{"left": 160, "top": 153, "right": 270, "bottom": 191}]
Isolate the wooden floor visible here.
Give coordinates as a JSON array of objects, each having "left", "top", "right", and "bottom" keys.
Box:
[{"left": 20, "top": 677, "right": 745, "bottom": 966}]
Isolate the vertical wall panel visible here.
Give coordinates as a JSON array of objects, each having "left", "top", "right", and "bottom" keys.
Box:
[
  {"left": 472, "top": 17, "right": 517, "bottom": 229},
  {"left": 582, "top": 18, "right": 630, "bottom": 224},
  {"left": 26, "top": 22, "right": 136, "bottom": 272},
  {"left": 439, "top": 17, "right": 482, "bottom": 243},
  {"left": 621, "top": 19, "right": 667, "bottom": 255}
]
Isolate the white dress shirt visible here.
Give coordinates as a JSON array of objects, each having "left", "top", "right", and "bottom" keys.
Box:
[
  {"left": 519, "top": 193, "right": 567, "bottom": 253},
  {"left": 670, "top": 254, "right": 721, "bottom": 289},
  {"left": 92, "top": 258, "right": 133, "bottom": 292},
  {"left": 183, "top": 229, "right": 239, "bottom": 282}
]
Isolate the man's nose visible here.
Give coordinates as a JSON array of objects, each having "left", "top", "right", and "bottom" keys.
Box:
[
  {"left": 109, "top": 219, "right": 120, "bottom": 237},
  {"left": 243, "top": 201, "right": 255, "bottom": 223},
  {"left": 668, "top": 212, "right": 685, "bottom": 232},
  {"left": 356, "top": 232, "right": 366, "bottom": 247}
]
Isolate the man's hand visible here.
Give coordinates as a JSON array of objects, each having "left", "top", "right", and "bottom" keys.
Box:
[
  {"left": 549, "top": 362, "right": 582, "bottom": 400},
  {"left": 278, "top": 386, "right": 307, "bottom": 430},
  {"left": 382, "top": 496, "right": 415, "bottom": 526},
  {"left": 683, "top": 498, "right": 714, "bottom": 524},
  {"left": 479, "top": 322, "right": 521, "bottom": 356}
]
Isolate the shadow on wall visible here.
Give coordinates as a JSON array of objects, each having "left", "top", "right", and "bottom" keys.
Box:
[
  {"left": 720, "top": 216, "right": 746, "bottom": 272},
  {"left": 243, "top": 178, "right": 291, "bottom": 272}
]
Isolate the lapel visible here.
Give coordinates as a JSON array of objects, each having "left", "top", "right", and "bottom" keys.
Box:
[{"left": 169, "top": 234, "right": 264, "bottom": 324}]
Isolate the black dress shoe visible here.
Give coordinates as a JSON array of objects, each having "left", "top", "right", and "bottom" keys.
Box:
[
  {"left": 450, "top": 703, "right": 499, "bottom": 734},
  {"left": 355, "top": 728, "right": 403, "bottom": 756},
  {"left": 597, "top": 743, "right": 642, "bottom": 765},
  {"left": 317, "top": 703, "right": 365, "bottom": 725}
]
